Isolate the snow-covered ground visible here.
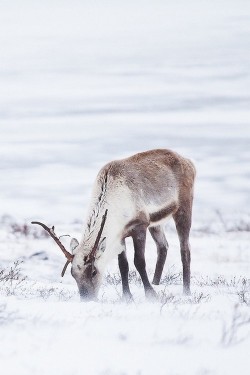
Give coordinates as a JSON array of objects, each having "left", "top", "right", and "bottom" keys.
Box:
[{"left": 1, "top": 1, "right": 250, "bottom": 374}]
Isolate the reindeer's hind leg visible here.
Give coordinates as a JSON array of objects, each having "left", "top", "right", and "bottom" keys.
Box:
[
  {"left": 118, "top": 243, "right": 133, "bottom": 301},
  {"left": 149, "top": 226, "right": 168, "bottom": 285},
  {"left": 173, "top": 198, "right": 193, "bottom": 295}
]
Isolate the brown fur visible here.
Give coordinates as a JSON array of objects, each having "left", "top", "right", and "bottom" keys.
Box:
[
  {"left": 149, "top": 201, "right": 178, "bottom": 222},
  {"left": 104, "top": 148, "right": 195, "bottom": 209}
]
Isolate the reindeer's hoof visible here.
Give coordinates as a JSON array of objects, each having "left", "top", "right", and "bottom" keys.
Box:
[
  {"left": 122, "top": 293, "right": 134, "bottom": 303},
  {"left": 183, "top": 288, "right": 191, "bottom": 296},
  {"left": 145, "top": 288, "right": 158, "bottom": 302},
  {"left": 152, "top": 279, "right": 160, "bottom": 285}
]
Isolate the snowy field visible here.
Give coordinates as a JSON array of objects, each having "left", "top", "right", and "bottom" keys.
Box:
[{"left": 1, "top": 1, "right": 250, "bottom": 374}]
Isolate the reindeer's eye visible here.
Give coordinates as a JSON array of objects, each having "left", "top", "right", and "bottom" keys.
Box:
[{"left": 92, "top": 269, "right": 97, "bottom": 277}]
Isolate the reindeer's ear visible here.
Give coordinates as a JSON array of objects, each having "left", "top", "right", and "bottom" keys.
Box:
[
  {"left": 98, "top": 237, "right": 106, "bottom": 254},
  {"left": 70, "top": 238, "right": 79, "bottom": 254}
]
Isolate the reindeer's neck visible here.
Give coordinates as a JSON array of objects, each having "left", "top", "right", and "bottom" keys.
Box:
[{"left": 82, "top": 170, "right": 109, "bottom": 249}]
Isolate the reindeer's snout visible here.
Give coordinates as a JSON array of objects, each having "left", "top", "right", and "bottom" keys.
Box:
[
  {"left": 71, "top": 257, "right": 102, "bottom": 302},
  {"left": 79, "top": 287, "right": 96, "bottom": 302},
  {"left": 73, "top": 274, "right": 98, "bottom": 302}
]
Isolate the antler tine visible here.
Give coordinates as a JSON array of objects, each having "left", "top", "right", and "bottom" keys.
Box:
[
  {"left": 87, "top": 209, "right": 108, "bottom": 261},
  {"left": 31, "top": 221, "right": 74, "bottom": 262},
  {"left": 61, "top": 260, "right": 71, "bottom": 277}
]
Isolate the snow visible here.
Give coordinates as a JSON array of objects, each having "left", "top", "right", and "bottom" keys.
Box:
[{"left": 1, "top": 1, "right": 250, "bottom": 374}]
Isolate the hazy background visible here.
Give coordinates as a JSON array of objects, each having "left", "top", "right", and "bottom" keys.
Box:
[{"left": 1, "top": 0, "right": 250, "bottom": 225}]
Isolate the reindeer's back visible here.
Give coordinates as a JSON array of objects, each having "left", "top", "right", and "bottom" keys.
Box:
[{"left": 99, "top": 149, "right": 195, "bottom": 207}]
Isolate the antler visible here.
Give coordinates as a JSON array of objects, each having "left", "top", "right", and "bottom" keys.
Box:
[
  {"left": 31, "top": 221, "right": 74, "bottom": 276},
  {"left": 32, "top": 211, "right": 108, "bottom": 274},
  {"left": 84, "top": 209, "right": 108, "bottom": 264}
]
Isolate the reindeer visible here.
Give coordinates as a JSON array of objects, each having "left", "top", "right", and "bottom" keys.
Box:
[{"left": 32, "top": 149, "right": 196, "bottom": 301}]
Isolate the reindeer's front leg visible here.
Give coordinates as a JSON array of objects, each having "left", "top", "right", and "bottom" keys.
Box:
[
  {"left": 132, "top": 225, "right": 157, "bottom": 300},
  {"left": 118, "top": 245, "right": 133, "bottom": 302}
]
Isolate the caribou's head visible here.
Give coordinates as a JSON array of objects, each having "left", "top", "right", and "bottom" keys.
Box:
[{"left": 31, "top": 209, "right": 108, "bottom": 301}]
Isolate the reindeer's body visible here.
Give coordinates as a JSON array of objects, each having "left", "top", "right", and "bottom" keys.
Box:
[
  {"left": 71, "top": 149, "right": 196, "bottom": 300},
  {"left": 33, "top": 149, "right": 195, "bottom": 301}
]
